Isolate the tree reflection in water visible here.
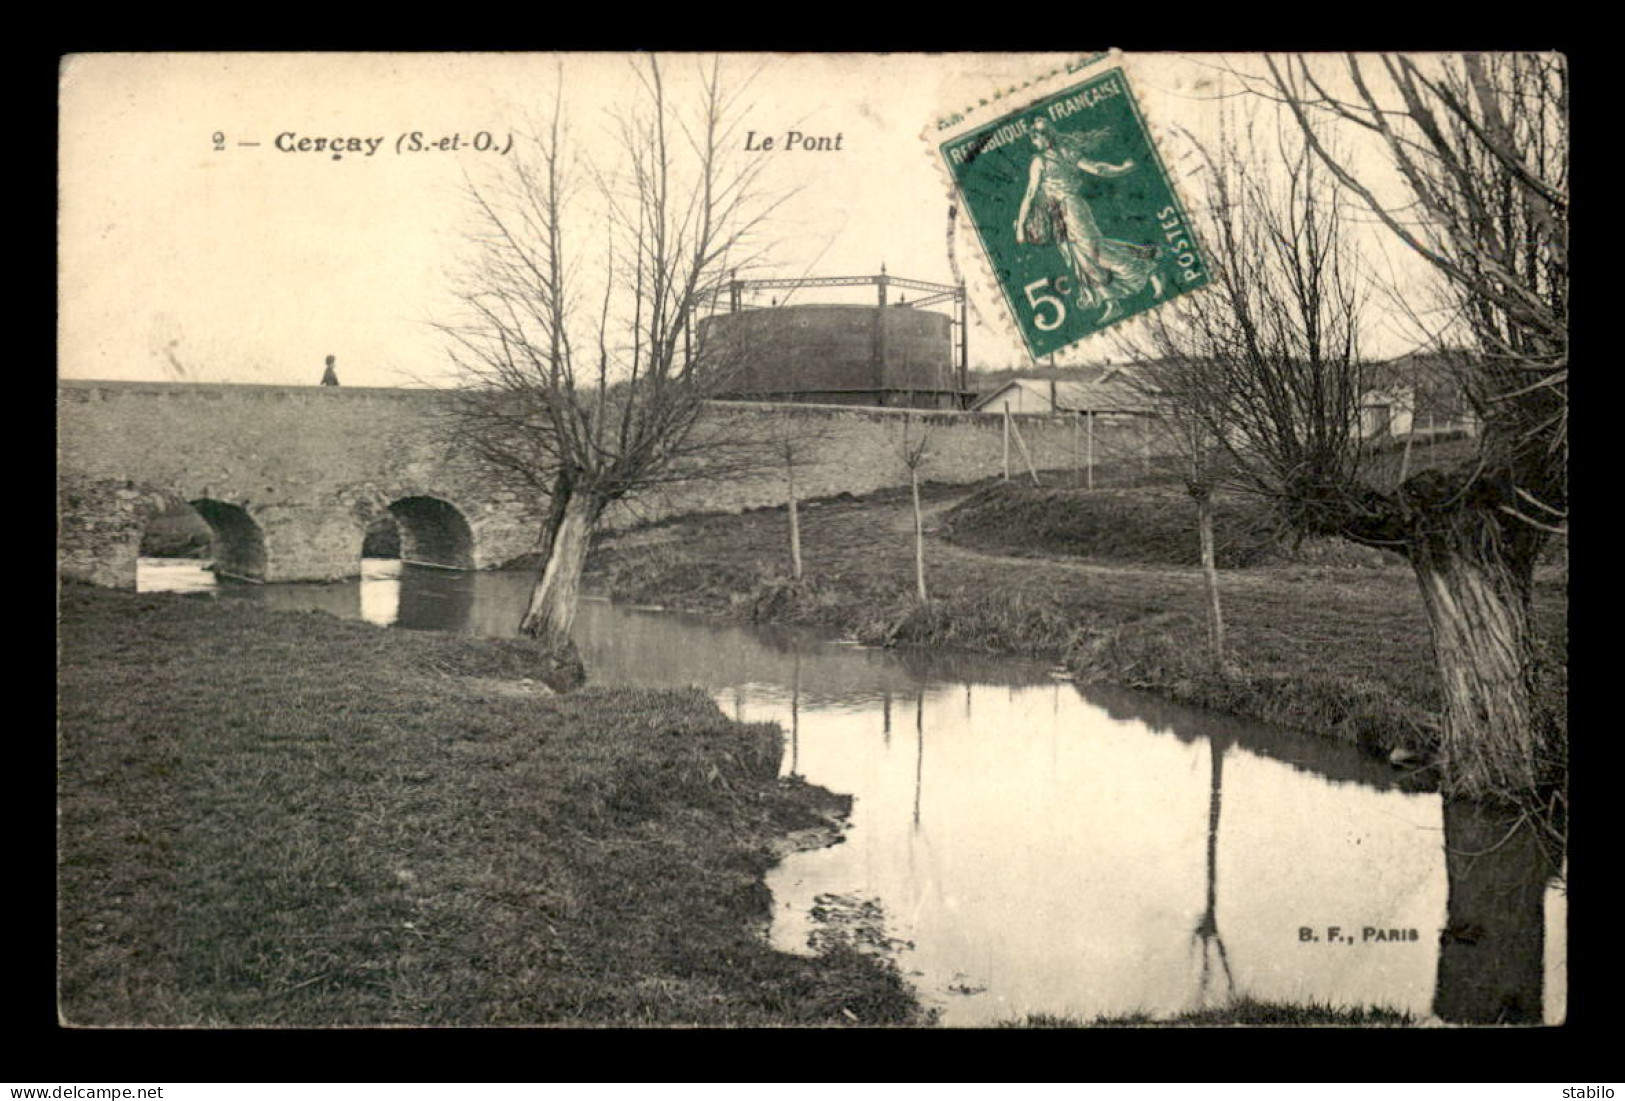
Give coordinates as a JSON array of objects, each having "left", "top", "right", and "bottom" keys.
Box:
[
  {"left": 789, "top": 651, "right": 801, "bottom": 778},
  {"left": 1435, "top": 799, "right": 1562, "bottom": 1023},
  {"left": 914, "top": 689, "right": 925, "bottom": 828},
  {"left": 1192, "top": 731, "right": 1237, "bottom": 1011}
]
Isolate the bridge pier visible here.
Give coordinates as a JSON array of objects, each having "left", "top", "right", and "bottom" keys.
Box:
[
  {"left": 57, "top": 476, "right": 157, "bottom": 590},
  {"left": 254, "top": 505, "right": 367, "bottom": 583}
]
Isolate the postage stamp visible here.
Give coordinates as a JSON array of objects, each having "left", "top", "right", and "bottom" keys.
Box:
[{"left": 935, "top": 57, "right": 1210, "bottom": 359}]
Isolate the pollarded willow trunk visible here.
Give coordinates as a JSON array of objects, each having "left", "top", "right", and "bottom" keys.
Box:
[
  {"left": 535, "top": 467, "right": 575, "bottom": 577},
  {"left": 1408, "top": 513, "right": 1546, "bottom": 802},
  {"left": 520, "top": 491, "right": 606, "bottom": 655}
]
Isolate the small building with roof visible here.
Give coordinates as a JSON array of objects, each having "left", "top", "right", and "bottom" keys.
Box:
[{"left": 970, "top": 366, "right": 1157, "bottom": 416}]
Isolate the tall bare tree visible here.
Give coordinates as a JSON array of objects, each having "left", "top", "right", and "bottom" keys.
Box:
[
  {"left": 898, "top": 413, "right": 934, "bottom": 604},
  {"left": 440, "top": 57, "right": 778, "bottom": 661},
  {"left": 1257, "top": 53, "right": 1568, "bottom": 802},
  {"left": 1119, "top": 117, "right": 1366, "bottom": 679},
  {"left": 1124, "top": 353, "right": 1232, "bottom": 673},
  {"left": 764, "top": 408, "right": 840, "bottom": 583}
]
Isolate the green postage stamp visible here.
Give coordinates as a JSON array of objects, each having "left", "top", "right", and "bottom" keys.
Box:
[{"left": 935, "top": 54, "right": 1209, "bottom": 359}]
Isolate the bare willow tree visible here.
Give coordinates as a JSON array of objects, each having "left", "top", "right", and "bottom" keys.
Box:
[
  {"left": 440, "top": 57, "right": 778, "bottom": 659},
  {"left": 1118, "top": 114, "right": 1369, "bottom": 680},
  {"left": 1256, "top": 53, "right": 1568, "bottom": 803},
  {"left": 1123, "top": 351, "right": 1233, "bottom": 672},
  {"left": 766, "top": 408, "right": 839, "bottom": 583},
  {"left": 1141, "top": 54, "right": 1566, "bottom": 801},
  {"left": 898, "top": 413, "right": 933, "bottom": 604}
]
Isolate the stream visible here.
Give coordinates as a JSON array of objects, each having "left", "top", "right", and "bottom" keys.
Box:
[{"left": 138, "top": 556, "right": 1567, "bottom": 1026}]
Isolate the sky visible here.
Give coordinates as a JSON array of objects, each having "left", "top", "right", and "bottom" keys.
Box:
[{"left": 58, "top": 52, "right": 1443, "bottom": 389}]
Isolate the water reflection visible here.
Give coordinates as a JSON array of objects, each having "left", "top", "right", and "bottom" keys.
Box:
[
  {"left": 1435, "top": 799, "right": 1562, "bottom": 1024},
  {"left": 754, "top": 678, "right": 1451, "bottom": 1024},
  {"left": 135, "top": 557, "right": 223, "bottom": 595},
  {"left": 139, "top": 557, "right": 502, "bottom": 635},
  {"left": 357, "top": 558, "right": 402, "bottom": 625},
  {"left": 134, "top": 557, "right": 1565, "bottom": 1025},
  {"left": 1193, "top": 734, "right": 1236, "bottom": 1011}
]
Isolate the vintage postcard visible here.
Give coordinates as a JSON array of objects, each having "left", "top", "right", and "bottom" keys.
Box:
[{"left": 57, "top": 52, "right": 1568, "bottom": 1035}]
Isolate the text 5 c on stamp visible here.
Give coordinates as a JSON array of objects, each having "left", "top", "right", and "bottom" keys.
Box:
[{"left": 938, "top": 66, "right": 1208, "bottom": 358}]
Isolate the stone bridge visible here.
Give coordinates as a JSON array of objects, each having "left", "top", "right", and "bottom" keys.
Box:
[
  {"left": 58, "top": 379, "right": 1169, "bottom": 590},
  {"left": 58, "top": 380, "right": 545, "bottom": 589}
]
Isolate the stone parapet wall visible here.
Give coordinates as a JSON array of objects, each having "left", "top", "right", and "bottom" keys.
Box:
[
  {"left": 606, "top": 400, "right": 1167, "bottom": 530},
  {"left": 58, "top": 381, "right": 1170, "bottom": 584}
]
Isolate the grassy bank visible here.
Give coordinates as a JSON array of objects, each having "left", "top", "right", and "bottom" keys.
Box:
[
  {"left": 941, "top": 482, "right": 1393, "bottom": 569},
  {"left": 588, "top": 479, "right": 1567, "bottom": 762},
  {"left": 57, "top": 584, "right": 922, "bottom": 1027},
  {"left": 1003, "top": 999, "right": 1415, "bottom": 1028}
]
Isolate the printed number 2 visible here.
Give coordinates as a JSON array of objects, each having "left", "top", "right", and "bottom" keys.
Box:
[
  {"left": 212, "top": 132, "right": 226, "bottom": 151},
  {"left": 1023, "top": 280, "right": 1065, "bottom": 331}
]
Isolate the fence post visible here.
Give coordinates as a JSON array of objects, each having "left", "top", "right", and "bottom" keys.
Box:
[
  {"left": 1008, "top": 415, "right": 1042, "bottom": 486},
  {"left": 1072, "top": 411, "right": 1080, "bottom": 487},
  {"left": 1087, "top": 411, "right": 1095, "bottom": 490},
  {"left": 1002, "top": 402, "right": 1011, "bottom": 482}
]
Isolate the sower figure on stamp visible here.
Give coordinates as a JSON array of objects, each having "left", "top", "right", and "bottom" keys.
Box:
[
  {"left": 1014, "top": 119, "right": 1163, "bottom": 323},
  {"left": 320, "top": 355, "right": 340, "bottom": 386}
]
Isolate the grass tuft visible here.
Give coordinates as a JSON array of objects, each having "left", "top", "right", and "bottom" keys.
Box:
[{"left": 1001, "top": 997, "right": 1416, "bottom": 1028}]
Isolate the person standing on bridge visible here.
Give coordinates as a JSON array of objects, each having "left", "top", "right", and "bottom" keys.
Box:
[{"left": 320, "top": 355, "right": 340, "bottom": 387}]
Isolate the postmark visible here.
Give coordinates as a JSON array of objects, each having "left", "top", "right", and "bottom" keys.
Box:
[{"left": 934, "top": 56, "right": 1209, "bottom": 358}]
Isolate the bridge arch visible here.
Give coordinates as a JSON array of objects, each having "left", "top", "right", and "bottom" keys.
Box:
[
  {"left": 381, "top": 495, "right": 475, "bottom": 570},
  {"left": 187, "top": 498, "right": 269, "bottom": 581},
  {"left": 138, "top": 498, "right": 212, "bottom": 559}
]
